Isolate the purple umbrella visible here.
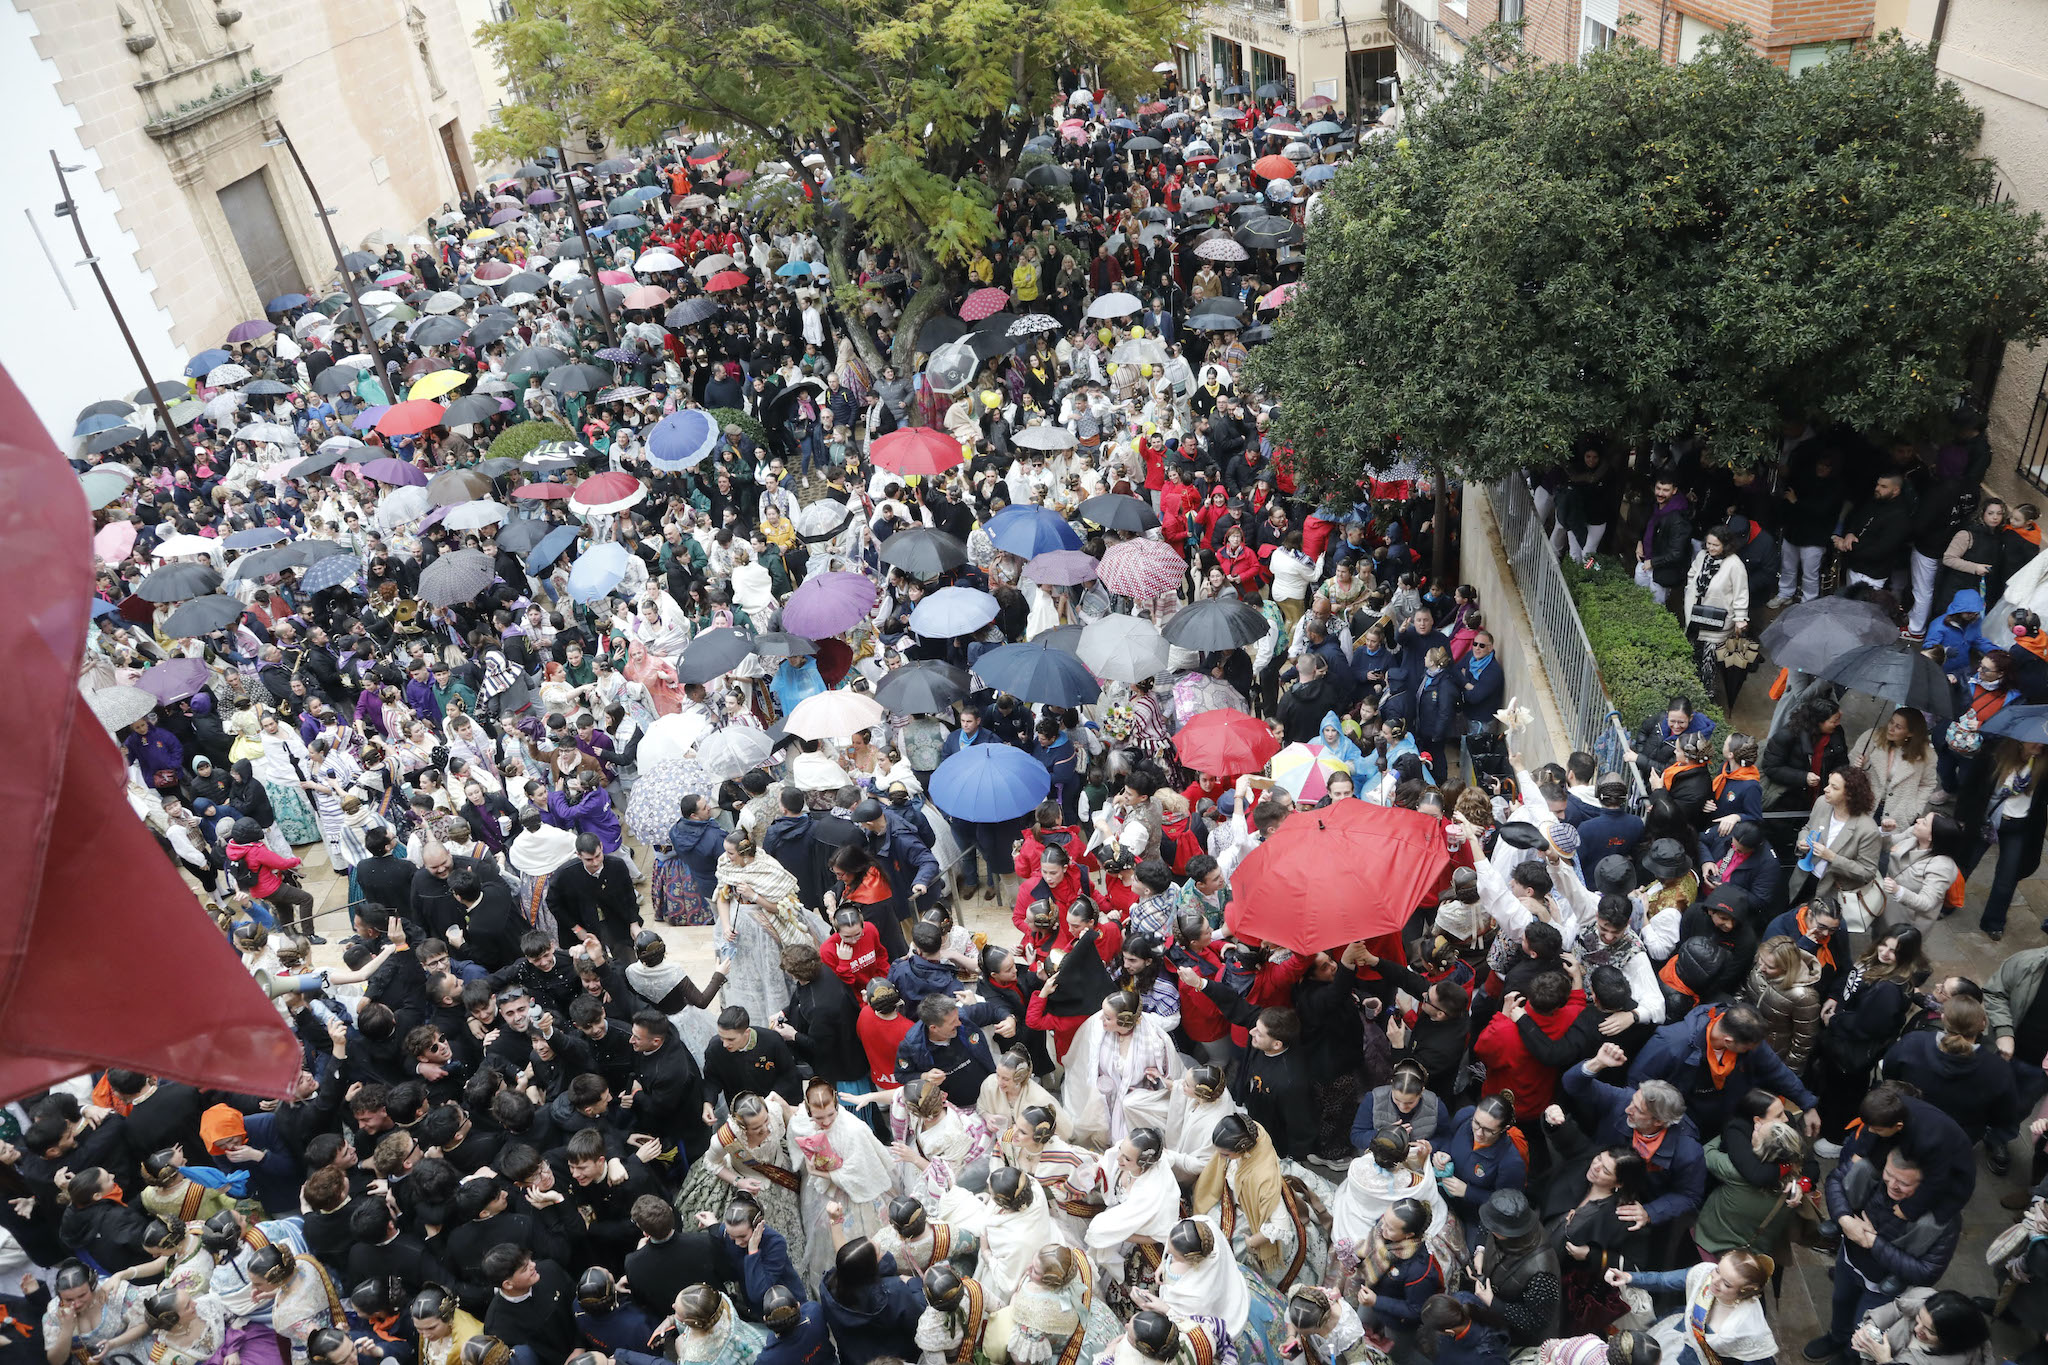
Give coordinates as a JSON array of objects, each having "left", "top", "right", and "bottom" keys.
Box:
[
  {"left": 225, "top": 319, "right": 275, "bottom": 343},
  {"left": 360, "top": 457, "right": 429, "bottom": 486},
  {"left": 527, "top": 188, "right": 560, "bottom": 205},
  {"left": 419, "top": 505, "right": 453, "bottom": 530},
  {"left": 135, "top": 657, "right": 211, "bottom": 704},
  {"left": 489, "top": 207, "right": 523, "bottom": 226},
  {"left": 781, "top": 571, "right": 876, "bottom": 636},
  {"left": 1023, "top": 549, "right": 1100, "bottom": 586},
  {"left": 351, "top": 405, "right": 391, "bottom": 431}
]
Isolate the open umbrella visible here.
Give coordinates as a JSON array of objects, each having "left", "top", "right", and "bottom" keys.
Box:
[
  {"left": 960, "top": 287, "right": 1010, "bottom": 322},
  {"left": 1983, "top": 704, "right": 2048, "bottom": 745},
  {"left": 86, "top": 685, "right": 160, "bottom": 732},
  {"left": 782, "top": 571, "right": 876, "bottom": 637},
  {"left": 1097, "top": 538, "right": 1187, "bottom": 599},
  {"left": 416, "top": 548, "right": 496, "bottom": 606},
  {"left": 698, "top": 726, "right": 777, "bottom": 780},
  {"left": 752, "top": 632, "right": 817, "bottom": 659},
  {"left": 221, "top": 526, "right": 287, "bottom": 551},
  {"left": 443, "top": 500, "right": 507, "bottom": 531},
  {"left": 1174, "top": 707, "right": 1280, "bottom": 778},
  {"left": 135, "top": 562, "right": 222, "bottom": 602},
  {"left": 1078, "top": 616, "right": 1169, "bottom": 684},
  {"left": 425, "top": 467, "right": 494, "bottom": 507},
  {"left": 134, "top": 658, "right": 213, "bottom": 706},
  {"left": 570, "top": 472, "right": 646, "bottom": 515},
  {"left": 360, "top": 458, "right": 428, "bottom": 486},
  {"left": 871, "top": 427, "right": 967, "bottom": 477},
  {"left": 1077, "top": 493, "right": 1160, "bottom": 532},
  {"left": 624, "top": 756, "right": 720, "bottom": 840},
  {"left": 1161, "top": 596, "right": 1269, "bottom": 651},
  {"left": 567, "top": 542, "right": 632, "bottom": 602},
  {"left": 493, "top": 521, "right": 549, "bottom": 555},
  {"left": 1013, "top": 424, "right": 1078, "bottom": 452},
  {"left": 786, "top": 690, "right": 888, "bottom": 741},
  {"left": 298, "top": 553, "right": 362, "bottom": 593},
  {"left": 1758, "top": 598, "right": 1900, "bottom": 677},
  {"left": 909, "top": 586, "right": 1000, "bottom": 639},
  {"left": 162, "top": 595, "right": 247, "bottom": 638},
  {"left": 986, "top": 504, "right": 1082, "bottom": 559},
  {"left": 929, "top": 744, "right": 1051, "bottom": 823},
  {"left": 676, "top": 627, "right": 756, "bottom": 684},
  {"left": 876, "top": 660, "right": 973, "bottom": 715},
  {"left": 1023, "top": 550, "right": 1099, "bottom": 586},
  {"left": 1227, "top": 802, "right": 1450, "bottom": 954},
  {"left": 525, "top": 525, "right": 582, "bottom": 574},
  {"left": 1085, "top": 292, "right": 1141, "bottom": 319},
  {"left": 93, "top": 521, "right": 137, "bottom": 564},
  {"left": 648, "top": 409, "right": 719, "bottom": 471},
  {"left": 1819, "top": 641, "right": 1957, "bottom": 718},
  {"left": 972, "top": 640, "right": 1101, "bottom": 706},
  {"left": 879, "top": 528, "right": 968, "bottom": 577}
]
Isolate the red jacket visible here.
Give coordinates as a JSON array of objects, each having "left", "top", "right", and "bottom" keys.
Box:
[
  {"left": 827, "top": 923, "right": 890, "bottom": 993},
  {"left": 857, "top": 1005, "right": 914, "bottom": 1089},
  {"left": 225, "top": 839, "right": 300, "bottom": 899},
  {"left": 1472, "top": 992, "right": 1585, "bottom": 1119},
  {"left": 1014, "top": 826, "right": 1097, "bottom": 884}
]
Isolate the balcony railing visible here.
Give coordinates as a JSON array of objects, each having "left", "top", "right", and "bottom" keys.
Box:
[{"left": 1390, "top": 0, "right": 1447, "bottom": 68}]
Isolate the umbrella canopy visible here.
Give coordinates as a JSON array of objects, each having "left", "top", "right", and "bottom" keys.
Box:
[
  {"left": 1161, "top": 596, "right": 1269, "bottom": 651},
  {"left": 375, "top": 399, "right": 447, "bottom": 438},
  {"left": 959, "top": 287, "right": 1010, "bottom": 321},
  {"left": 1013, "top": 424, "right": 1079, "bottom": 451},
  {"left": 1757, "top": 598, "right": 1901, "bottom": 677},
  {"left": 93, "top": 521, "right": 137, "bottom": 564},
  {"left": 623, "top": 756, "right": 720, "bottom": 840},
  {"left": 698, "top": 726, "right": 777, "bottom": 780},
  {"left": 909, "top": 585, "right": 1000, "bottom": 639},
  {"left": 360, "top": 457, "right": 428, "bottom": 486},
  {"left": 1819, "top": 641, "right": 1957, "bottom": 718},
  {"left": 972, "top": 640, "right": 1101, "bottom": 706},
  {"left": 1174, "top": 707, "right": 1281, "bottom": 778},
  {"left": 1983, "top": 704, "right": 2048, "bottom": 745},
  {"left": 443, "top": 500, "right": 507, "bottom": 531},
  {"left": 226, "top": 546, "right": 297, "bottom": 581},
  {"left": 1078, "top": 615, "right": 1169, "bottom": 684},
  {"left": 416, "top": 548, "right": 497, "bottom": 606},
  {"left": 425, "top": 467, "right": 493, "bottom": 507},
  {"left": 1268, "top": 741, "right": 1353, "bottom": 802},
  {"left": 647, "top": 409, "right": 719, "bottom": 471},
  {"left": 986, "top": 504, "right": 1082, "bottom": 559},
  {"left": 930, "top": 744, "right": 1052, "bottom": 824},
  {"left": 752, "top": 631, "right": 817, "bottom": 659},
  {"left": 570, "top": 472, "right": 646, "bottom": 515},
  {"left": 876, "top": 660, "right": 973, "bottom": 715},
  {"left": 871, "top": 427, "right": 966, "bottom": 477},
  {"left": 1085, "top": 292, "right": 1141, "bottom": 319},
  {"left": 1077, "top": 493, "right": 1159, "bottom": 531},
  {"left": 134, "top": 658, "right": 212, "bottom": 705},
  {"left": 567, "top": 541, "right": 632, "bottom": 601},
  {"left": 525, "top": 524, "right": 582, "bottom": 574},
  {"left": 162, "top": 595, "right": 247, "bottom": 638},
  {"left": 221, "top": 526, "right": 287, "bottom": 551},
  {"left": 1097, "top": 537, "right": 1187, "bottom": 599},
  {"left": 86, "top": 684, "right": 161, "bottom": 731},
  {"left": 135, "top": 562, "right": 222, "bottom": 602},
  {"left": 1228, "top": 802, "right": 1450, "bottom": 954},
  {"left": 298, "top": 553, "right": 362, "bottom": 593},
  {"left": 1023, "top": 550, "right": 1099, "bottom": 586},
  {"left": 152, "top": 533, "right": 220, "bottom": 560},
  {"left": 879, "top": 527, "right": 968, "bottom": 577},
  {"left": 786, "top": 690, "right": 888, "bottom": 741},
  {"left": 676, "top": 627, "right": 756, "bottom": 684},
  {"left": 494, "top": 520, "right": 549, "bottom": 555},
  {"left": 1252, "top": 154, "right": 1295, "bottom": 179},
  {"left": 441, "top": 394, "right": 502, "bottom": 427},
  {"left": 782, "top": 571, "right": 876, "bottom": 637}
]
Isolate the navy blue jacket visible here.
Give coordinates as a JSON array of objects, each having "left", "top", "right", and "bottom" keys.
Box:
[
  {"left": 1575, "top": 810, "right": 1645, "bottom": 873},
  {"left": 1702, "top": 831, "right": 1783, "bottom": 922},
  {"left": 869, "top": 826, "right": 942, "bottom": 910},
  {"left": 760, "top": 1303, "right": 838, "bottom": 1365},
  {"left": 886, "top": 954, "right": 962, "bottom": 1007},
  {"left": 740, "top": 1227, "right": 808, "bottom": 1314},
  {"left": 1388, "top": 625, "right": 1450, "bottom": 695},
  {"left": 1558, "top": 1063, "right": 1706, "bottom": 1225},
  {"left": 1458, "top": 654, "right": 1505, "bottom": 722},
  {"left": 1440, "top": 1106, "right": 1528, "bottom": 1226},
  {"left": 821, "top": 1255, "right": 925, "bottom": 1365},
  {"left": 1411, "top": 670, "right": 1458, "bottom": 743},
  {"left": 1625, "top": 1004, "right": 1815, "bottom": 1134},
  {"left": 894, "top": 1000, "right": 1007, "bottom": 1083}
]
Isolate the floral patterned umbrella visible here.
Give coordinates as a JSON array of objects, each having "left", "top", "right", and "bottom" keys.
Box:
[
  {"left": 1097, "top": 537, "right": 1186, "bottom": 599},
  {"left": 625, "top": 756, "right": 720, "bottom": 841}
]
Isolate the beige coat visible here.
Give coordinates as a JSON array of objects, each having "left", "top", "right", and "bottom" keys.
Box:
[
  {"left": 1802, "top": 797, "right": 1884, "bottom": 929},
  {"left": 1681, "top": 551, "right": 1750, "bottom": 643},
  {"left": 1848, "top": 731, "right": 1939, "bottom": 828},
  {"left": 1881, "top": 835, "right": 1959, "bottom": 936},
  {"left": 1744, "top": 948, "right": 1824, "bottom": 1073}
]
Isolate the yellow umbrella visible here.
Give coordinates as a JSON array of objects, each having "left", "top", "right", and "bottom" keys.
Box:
[
  {"left": 409, "top": 369, "right": 469, "bottom": 401},
  {"left": 466, "top": 227, "right": 501, "bottom": 243}
]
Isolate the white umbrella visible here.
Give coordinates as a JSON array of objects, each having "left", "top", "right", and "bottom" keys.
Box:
[
  {"left": 202, "top": 391, "right": 247, "bottom": 421},
  {"left": 336, "top": 354, "right": 376, "bottom": 370},
  {"left": 376, "top": 484, "right": 433, "bottom": 530},
  {"left": 423, "top": 291, "right": 467, "bottom": 314},
  {"left": 359, "top": 290, "right": 403, "bottom": 307},
  {"left": 1013, "top": 424, "right": 1078, "bottom": 451},
  {"left": 294, "top": 312, "right": 333, "bottom": 337},
  {"left": 206, "top": 363, "right": 252, "bottom": 387},
  {"left": 233, "top": 422, "right": 299, "bottom": 446},
  {"left": 1086, "top": 291, "right": 1141, "bottom": 319},
  {"left": 87, "top": 685, "right": 160, "bottom": 732},
  {"left": 152, "top": 533, "right": 220, "bottom": 559},
  {"left": 442, "top": 499, "right": 508, "bottom": 530},
  {"left": 1153, "top": 61, "right": 1176, "bottom": 73},
  {"left": 635, "top": 250, "right": 684, "bottom": 273},
  {"left": 691, "top": 253, "right": 735, "bottom": 277},
  {"left": 791, "top": 751, "right": 853, "bottom": 792},
  {"left": 786, "top": 690, "right": 886, "bottom": 741},
  {"left": 547, "top": 260, "right": 584, "bottom": 281},
  {"left": 319, "top": 435, "right": 368, "bottom": 454},
  {"left": 436, "top": 211, "right": 467, "bottom": 227},
  {"left": 638, "top": 711, "right": 716, "bottom": 770},
  {"left": 697, "top": 726, "right": 775, "bottom": 779},
  {"left": 499, "top": 291, "right": 539, "bottom": 307},
  {"left": 1079, "top": 615, "right": 1169, "bottom": 684}
]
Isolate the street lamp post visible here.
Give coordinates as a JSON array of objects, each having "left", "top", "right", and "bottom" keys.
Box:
[
  {"left": 263, "top": 123, "right": 386, "bottom": 390},
  {"left": 555, "top": 144, "right": 619, "bottom": 350},
  {"left": 50, "top": 151, "right": 194, "bottom": 463}
]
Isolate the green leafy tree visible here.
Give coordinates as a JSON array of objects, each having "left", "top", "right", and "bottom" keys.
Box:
[
  {"left": 475, "top": 0, "right": 1187, "bottom": 372},
  {"left": 1247, "top": 28, "right": 2048, "bottom": 488}
]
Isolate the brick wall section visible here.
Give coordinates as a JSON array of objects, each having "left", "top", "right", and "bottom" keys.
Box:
[{"left": 1440, "top": 0, "right": 1872, "bottom": 64}]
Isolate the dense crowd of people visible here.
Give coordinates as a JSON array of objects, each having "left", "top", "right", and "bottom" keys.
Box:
[{"left": 27, "top": 55, "right": 2048, "bottom": 1365}]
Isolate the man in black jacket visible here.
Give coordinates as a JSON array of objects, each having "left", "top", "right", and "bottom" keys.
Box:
[
  {"left": 1638, "top": 477, "right": 1694, "bottom": 608},
  {"left": 627, "top": 1009, "right": 713, "bottom": 1159},
  {"left": 1174, "top": 975, "right": 1319, "bottom": 1162},
  {"left": 776, "top": 943, "right": 867, "bottom": 1088},
  {"left": 1836, "top": 470, "right": 1915, "bottom": 592},
  {"left": 55, "top": 1167, "right": 151, "bottom": 1271},
  {"left": 545, "top": 834, "right": 643, "bottom": 960},
  {"left": 481, "top": 1246, "right": 580, "bottom": 1365},
  {"left": 411, "top": 842, "right": 508, "bottom": 939},
  {"left": 762, "top": 789, "right": 831, "bottom": 910},
  {"left": 355, "top": 828, "right": 416, "bottom": 910},
  {"left": 451, "top": 867, "right": 525, "bottom": 972},
  {"left": 345, "top": 1197, "right": 456, "bottom": 1299},
  {"left": 1275, "top": 651, "right": 1343, "bottom": 743},
  {"left": 701, "top": 1007, "right": 803, "bottom": 1105},
  {"left": 622, "top": 1196, "right": 734, "bottom": 1319}
]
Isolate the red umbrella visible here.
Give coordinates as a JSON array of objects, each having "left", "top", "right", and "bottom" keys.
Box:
[
  {"left": 512, "top": 483, "right": 574, "bottom": 499},
  {"left": 1252, "top": 154, "right": 1296, "bottom": 180},
  {"left": 0, "top": 361, "right": 300, "bottom": 1105},
  {"left": 376, "top": 399, "right": 446, "bottom": 437},
  {"left": 1172, "top": 708, "right": 1279, "bottom": 778},
  {"left": 1226, "top": 802, "right": 1451, "bottom": 955},
  {"left": 473, "top": 260, "right": 516, "bottom": 282},
  {"left": 959, "top": 287, "right": 1010, "bottom": 322},
  {"left": 1097, "top": 537, "right": 1187, "bottom": 599},
  {"left": 704, "top": 270, "right": 749, "bottom": 293},
  {"left": 870, "top": 427, "right": 965, "bottom": 476},
  {"left": 723, "top": 169, "right": 752, "bottom": 186}
]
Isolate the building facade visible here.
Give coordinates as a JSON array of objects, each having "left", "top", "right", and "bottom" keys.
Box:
[
  {"left": 1386, "top": 0, "right": 1885, "bottom": 76},
  {"left": 1191, "top": 0, "right": 1400, "bottom": 118},
  {"left": 2, "top": 0, "right": 501, "bottom": 448}
]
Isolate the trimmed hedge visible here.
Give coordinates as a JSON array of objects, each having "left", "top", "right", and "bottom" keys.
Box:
[
  {"left": 707, "top": 407, "right": 767, "bottom": 448},
  {"left": 1564, "top": 558, "right": 1725, "bottom": 735},
  {"left": 488, "top": 420, "right": 572, "bottom": 461}
]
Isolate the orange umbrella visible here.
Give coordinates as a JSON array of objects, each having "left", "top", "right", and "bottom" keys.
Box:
[
  {"left": 622, "top": 285, "right": 671, "bottom": 310},
  {"left": 1252, "top": 154, "right": 1296, "bottom": 180},
  {"left": 376, "top": 399, "right": 446, "bottom": 437}
]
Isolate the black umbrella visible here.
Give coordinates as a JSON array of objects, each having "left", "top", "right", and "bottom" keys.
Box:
[
  {"left": 557, "top": 276, "right": 599, "bottom": 297},
  {"left": 1037, "top": 623, "right": 1086, "bottom": 653},
  {"left": 1125, "top": 136, "right": 1163, "bottom": 152},
  {"left": 288, "top": 449, "right": 347, "bottom": 479},
  {"left": 499, "top": 271, "right": 550, "bottom": 295},
  {"left": 1192, "top": 297, "right": 1248, "bottom": 320},
  {"left": 163, "top": 595, "right": 247, "bottom": 638},
  {"left": 442, "top": 395, "right": 503, "bottom": 426},
  {"left": 312, "top": 367, "right": 360, "bottom": 396},
  {"left": 554, "top": 236, "right": 589, "bottom": 259},
  {"left": 545, "top": 363, "right": 613, "bottom": 394},
  {"left": 1180, "top": 194, "right": 1220, "bottom": 214},
  {"left": 78, "top": 399, "right": 136, "bottom": 421},
  {"left": 409, "top": 316, "right": 469, "bottom": 346},
  {"left": 1078, "top": 493, "right": 1160, "bottom": 532},
  {"left": 417, "top": 548, "right": 498, "bottom": 606},
  {"left": 879, "top": 527, "right": 969, "bottom": 576},
  {"left": 1241, "top": 325, "right": 1276, "bottom": 346},
  {"left": 667, "top": 298, "right": 722, "bottom": 327},
  {"left": 470, "top": 317, "right": 518, "bottom": 347},
  {"left": 87, "top": 426, "right": 144, "bottom": 452},
  {"left": 290, "top": 539, "right": 352, "bottom": 564},
  {"left": 1161, "top": 596, "right": 1269, "bottom": 651},
  {"left": 875, "top": 660, "right": 973, "bottom": 715},
  {"left": 966, "top": 326, "right": 1021, "bottom": 362},
  {"left": 476, "top": 456, "right": 522, "bottom": 476},
  {"left": 753, "top": 631, "right": 818, "bottom": 658},
  {"left": 341, "top": 250, "right": 378, "bottom": 272},
  {"left": 917, "top": 314, "right": 971, "bottom": 353},
  {"left": 1255, "top": 81, "right": 1285, "bottom": 99},
  {"left": 1023, "top": 164, "right": 1072, "bottom": 189},
  {"left": 493, "top": 520, "right": 550, "bottom": 554},
  {"left": 227, "top": 546, "right": 300, "bottom": 581},
  {"left": 571, "top": 287, "right": 625, "bottom": 322},
  {"left": 136, "top": 563, "right": 222, "bottom": 602},
  {"left": 1819, "top": 641, "right": 1957, "bottom": 718},
  {"left": 1757, "top": 598, "right": 1899, "bottom": 676},
  {"left": 677, "top": 627, "right": 757, "bottom": 684},
  {"left": 1187, "top": 314, "right": 1240, "bottom": 332}
]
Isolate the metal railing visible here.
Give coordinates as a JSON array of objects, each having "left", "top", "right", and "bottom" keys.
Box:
[{"left": 1485, "top": 473, "right": 1645, "bottom": 802}]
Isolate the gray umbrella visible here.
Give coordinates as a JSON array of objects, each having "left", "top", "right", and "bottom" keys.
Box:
[
  {"left": 1757, "top": 597, "right": 1899, "bottom": 676},
  {"left": 341, "top": 250, "right": 378, "bottom": 271},
  {"left": 136, "top": 562, "right": 222, "bottom": 602},
  {"left": 1819, "top": 640, "right": 1958, "bottom": 718},
  {"left": 494, "top": 520, "right": 551, "bottom": 554},
  {"left": 508, "top": 346, "right": 570, "bottom": 374},
  {"left": 546, "top": 363, "right": 613, "bottom": 394},
  {"left": 499, "top": 272, "right": 550, "bottom": 295},
  {"left": 1160, "top": 596, "right": 1269, "bottom": 650},
  {"left": 87, "top": 425, "right": 144, "bottom": 453},
  {"left": 87, "top": 685, "right": 160, "bottom": 732},
  {"left": 409, "top": 315, "right": 469, "bottom": 346},
  {"left": 879, "top": 528, "right": 968, "bottom": 576},
  {"left": 442, "top": 394, "right": 503, "bottom": 426},
  {"left": 417, "top": 548, "right": 498, "bottom": 606},
  {"left": 227, "top": 546, "right": 300, "bottom": 581},
  {"left": 667, "top": 298, "right": 722, "bottom": 327},
  {"left": 162, "top": 595, "right": 247, "bottom": 638},
  {"left": 571, "top": 287, "right": 625, "bottom": 322},
  {"left": 313, "top": 367, "right": 359, "bottom": 396}
]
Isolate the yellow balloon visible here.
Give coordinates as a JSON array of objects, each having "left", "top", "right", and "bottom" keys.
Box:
[
  {"left": 1140, "top": 363, "right": 1153, "bottom": 377},
  {"left": 982, "top": 390, "right": 1001, "bottom": 409},
  {"left": 1129, "top": 325, "right": 1145, "bottom": 339},
  {"left": 1098, "top": 328, "right": 1113, "bottom": 345}
]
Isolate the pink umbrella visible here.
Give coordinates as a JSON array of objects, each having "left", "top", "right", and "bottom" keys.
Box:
[
  {"left": 1097, "top": 538, "right": 1187, "bottom": 599},
  {"left": 93, "top": 520, "right": 137, "bottom": 564},
  {"left": 960, "top": 287, "right": 1010, "bottom": 322},
  {"left": 598, "top": 269, "right": 636, "bottom": 286},
  {"left": 1260, "top": 283, "right": 1300, "bottom": 310},
  {"left": 722, "top": 169, "right": 752, "bottom": 186},
  {"left": 473, "top": 261, "right": 515, "bottom": 282},
  {"left": 622, "top": 285, "right": 672, "bottom": 310}
]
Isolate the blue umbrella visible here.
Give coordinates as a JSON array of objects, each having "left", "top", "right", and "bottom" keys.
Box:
[
  {"left": 184, "top": 348, "right": 232, "bottom": 378},
  {"left": 930, "top": 742, "right": 1052, "bottom": 823},
  {"left": 1306, "top": 121, "right": 1342, "bottom": 136},
  {"left": 776, "top": 260, "right": 813, "bottom": 277},
  {"left": 985, "top": 504, "right": 1081, "bottom": 559},
  {"left": 265, "top": 292, "right": 311, "bottom": 312},
  {"left": 648, "top": 409, "right": 719, "bottom": 470},
  {"left": 908, "top": 585, "right": 999, "bottom": 639},
  {"left": 299, "top": 553, "right": 362, "bottom": 593},
  {"left": 1303, "top": 164, "right": 1337, "bottom": 184},
  {"left": 972, "top": 640, "right": 1101, "bottom": 706},
  {"left": 568, "top": 541, "right": 631, "bottom": 601},
  {"left": 90, "top": 598, "right": 121, "bottom": 619},
  {"left": 222, "top": 526, "right": 289, "bottom": 550},
  {"left": 74, "top": 413, "right": 128, "bottom": 436},
  {"left": 621, "top": 185, "right": 665, "bottom": 205},
  {"left": 1983, "top": 704, "right": 2048, "bottom": 744},
  {"left": 527, "top": 524, "right": 582, "bottom": 574}
]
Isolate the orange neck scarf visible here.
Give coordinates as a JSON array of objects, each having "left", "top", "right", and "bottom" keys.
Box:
[
  {"left": 1631, "top": 1126, "right": 1668, "bottom": 1162},
  {"left": 1711, "top": 765, "right": 1760, "bottom": 801},
  {"left": 1795, "top": 906, "right": 1836, "bottom": 969},
  {"left": 1663, "top": 761, "right": 1706, "bottom": 792},
  {"left": 1703, "top": 1009, "right": 1738, "bottom": 1088}
]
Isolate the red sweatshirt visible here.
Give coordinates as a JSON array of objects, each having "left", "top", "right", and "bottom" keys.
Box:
[
  {"left": 827, "top": 923, "right": 890, "bottom": 993},
  {"left": 1471, "top": 991, "right": 1585, "bottom": 1120},
  {"left": 857, "top": 1005, "right": 914, "bottom": 1089}
]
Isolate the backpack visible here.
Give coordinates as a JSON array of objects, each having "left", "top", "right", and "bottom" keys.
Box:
[
  {"left": 229, "top": 849, "right": 262, "bottom": 892},
  {"left": 1159, "top": 811, "right": 1204, "bottom": 876}
]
